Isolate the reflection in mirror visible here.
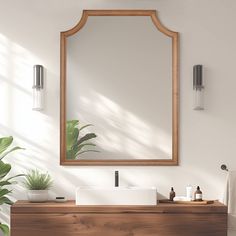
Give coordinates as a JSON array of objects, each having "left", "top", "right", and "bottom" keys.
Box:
[{"left": 61, "top": 10, "right": 179, "bottom": 165}]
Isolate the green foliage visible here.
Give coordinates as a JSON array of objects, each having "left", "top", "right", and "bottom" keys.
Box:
[
  {"left": 23, "top": 170, "right": 53, "bottom": 190},
  {"left": 66, "top": 120, "right": 99, "bottom": 160},
  {"left": 0, "top": 136, "right": 24, "bottom": 235},
  {"left": 0, "top": 136, "right": 23, "bottom": 160},
  {"left": 0, "top": 224, "right": 10, "bottom": 236}
]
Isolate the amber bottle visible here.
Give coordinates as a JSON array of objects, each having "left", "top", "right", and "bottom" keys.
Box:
[{"left": 194, "top": 186, "right": 203, "bottom": 201}]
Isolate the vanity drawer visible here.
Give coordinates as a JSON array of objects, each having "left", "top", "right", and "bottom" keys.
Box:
[
  {"left": 11, "top": 201, "right": 227, "bottom": 236},
  {"left": 11, "top": 212, "right": 227, "bottom": 236}
]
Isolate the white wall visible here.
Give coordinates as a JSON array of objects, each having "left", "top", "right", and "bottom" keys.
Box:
[{"left": 0, "top": 0, "right": 235, "bottom": 226}]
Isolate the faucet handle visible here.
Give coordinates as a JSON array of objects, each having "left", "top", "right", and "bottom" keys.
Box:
[{"left": 115, "top": 170, "right": 119, "bottom": 187}]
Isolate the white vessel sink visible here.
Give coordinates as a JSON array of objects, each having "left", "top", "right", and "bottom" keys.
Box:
[{"left": 76, "top": 186, "right": 157, "bottom": 205}]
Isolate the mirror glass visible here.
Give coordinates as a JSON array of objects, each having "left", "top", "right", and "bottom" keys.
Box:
[{"left": 61, "top": 10, "right": 178, "bottom": 165}]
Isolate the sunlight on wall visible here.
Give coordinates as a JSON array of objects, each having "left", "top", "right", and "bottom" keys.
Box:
[
  {"left": 0, "top": 33, "right": 53, "bottom": 169},
  {"left": 77, "top": 92, "right": 172, "bottom": 159},
  {"left": 0, "top": 33, "right": 58, "bottom": 226}
]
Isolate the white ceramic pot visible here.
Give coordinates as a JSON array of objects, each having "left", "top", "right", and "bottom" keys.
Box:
[{"left": 27, "top": 190, "right": 48, "bottom": 202}]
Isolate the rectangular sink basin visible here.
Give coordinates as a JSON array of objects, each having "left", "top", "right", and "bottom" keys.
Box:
[{"left": 76, "top": 186, "right": 157, "bottom": 205}]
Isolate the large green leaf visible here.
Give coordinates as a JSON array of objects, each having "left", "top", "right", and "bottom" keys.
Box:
[
  {"left": 0, "top": 196, "right": 13, "bottom": 205},
  {"left": 66, "top": 128, "right": 79, "bottom": 150},
  {"left": 76, "top": 143, "right": 96, "bottom": 152},
  {"left": 0, "top": 175, "right": 24, "bottom": 187},
  {"left": 67, "top": 120, "right": 79, "bottom": 128},
  {"left": 66, "top": 120, "right": 80, "bottom": 151},
  {"left": 0, "top": 224, "right": 9, "bottom": 236},
  {"left": 76, "top": 149, "right": 100, "bottom": 157},
  {"left": 0, "top": 137, "right": 13, "bottom": 155},
  {"left": 0, "top": 189, "right": 11, "bottom": 198},
  {"left": 79, "top": 124, "right": 92, "bottom": 131},
  {"left": 73, "top": 143, "right": 96, "bottom": 157},
  {"left": 0, "top": 181, "right": 12, "bottom": 187},
  {"left": 0, "top": 146, "right": 25, "bottom": 160},
  {"left": 66, "top": 120, "right": 98, "bottom": 159},
  {"left": 0, "top": 136, "right": 24, "bottom": 236},
  {"left": 77, "top": 133, "right": 97, "bottom": 146},
  {"left": 66, "top": 150, "right": 76, "bottom": 160},
  {"left": 0, "top": 174, "right": 24, "bottom": 186},
  {"left": 0, "top": 161, "right": 11, "bottom": 180},
  {"left": 5, "top": 174, "right": 25, "bottom": 182}
]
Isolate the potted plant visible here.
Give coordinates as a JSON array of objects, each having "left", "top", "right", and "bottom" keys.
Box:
[
  {"left": 23, "top": 170, "right": 53, "bottom": 202},
  {"left": 0, "top": 136, "right": 24, "bottom": 236}
]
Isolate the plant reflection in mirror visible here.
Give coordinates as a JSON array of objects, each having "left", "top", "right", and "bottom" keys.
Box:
[{"left": 66, "top": 120, "right": 99, "bottom": 160}]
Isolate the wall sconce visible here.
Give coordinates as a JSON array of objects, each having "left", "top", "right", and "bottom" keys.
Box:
[
  {"left": 32, "top": 65, "right": 44, "bottom": 111},
  {"left": 193, "top": 65, "right": 204, "bottom": 110}
]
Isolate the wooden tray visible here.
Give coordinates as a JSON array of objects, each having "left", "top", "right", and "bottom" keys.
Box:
[{"left": 159, "top": 199, "right": 214, "bottom": 205}]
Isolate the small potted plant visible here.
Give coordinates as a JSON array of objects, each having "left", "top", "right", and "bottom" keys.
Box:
[{"left": 23, "top": 169, "right": 53, "bottom": 202}]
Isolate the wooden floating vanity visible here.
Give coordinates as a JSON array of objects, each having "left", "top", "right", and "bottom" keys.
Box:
[{"left": 11, "top": 200, "right": 227, "bottom": 236}]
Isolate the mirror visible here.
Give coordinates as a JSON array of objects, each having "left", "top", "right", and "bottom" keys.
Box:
[{"left": 60, "top": 10, "right": 179, "bottom": 165}]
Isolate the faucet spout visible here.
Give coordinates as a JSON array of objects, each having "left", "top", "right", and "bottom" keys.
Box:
[{"left": 115, "top": 171, "right": 119, "bottom": 187}]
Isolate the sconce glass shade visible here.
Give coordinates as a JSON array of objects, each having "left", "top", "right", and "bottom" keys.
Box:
[
  {"left": 32, "top": 87, "right": 43, "bottom": 110},
  {"left": 32, "top": 65, "right": 44, "bottom": 111},
  {"left": 193, "top": 65, "right": 204, "bottom": 110},
  {"left": 193, "top": 87, "right": 204, "bottom": 110}
]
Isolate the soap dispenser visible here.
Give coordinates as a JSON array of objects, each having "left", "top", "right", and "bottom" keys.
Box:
[{"left": 186, "top": 185, "right": 193, "bottom": 200}]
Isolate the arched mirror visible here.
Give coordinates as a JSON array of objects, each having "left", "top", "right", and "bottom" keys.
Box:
[{"left": 60, "top": 10, "right": 179, "bottom": 165}]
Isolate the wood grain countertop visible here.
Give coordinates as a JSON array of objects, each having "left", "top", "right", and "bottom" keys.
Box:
[{"left": 11, "top": 200, "right": 227, "bottom": 214}]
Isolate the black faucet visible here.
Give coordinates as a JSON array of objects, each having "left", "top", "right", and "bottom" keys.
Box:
[{"left": 115, "top": 171, "right": 119, "bottom": 187}]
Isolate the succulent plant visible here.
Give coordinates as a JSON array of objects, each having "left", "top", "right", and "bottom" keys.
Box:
[{"left": 23, "top": 169, "right": 53, "bottom": 190}]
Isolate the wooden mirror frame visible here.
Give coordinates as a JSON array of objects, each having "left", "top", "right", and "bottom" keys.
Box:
[{"left": 60, "top": 10, "right": 179, "bottom": 166}]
